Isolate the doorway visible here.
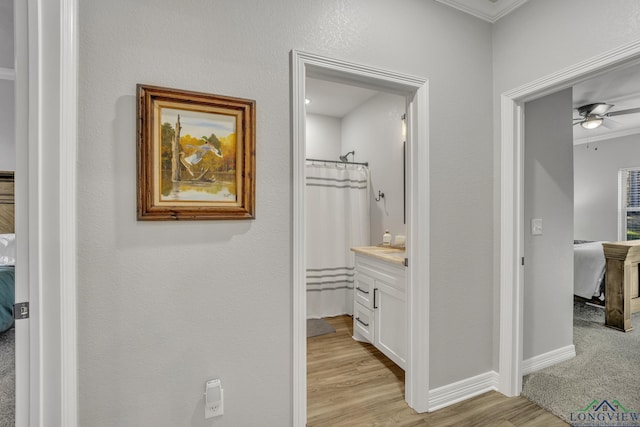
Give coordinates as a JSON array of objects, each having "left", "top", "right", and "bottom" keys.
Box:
[
  {"left": 498, "top": 39, "right": 640, "bottom": 396},
  {"left": 291, "top": 50, "right": 430, "bottom": 424}
]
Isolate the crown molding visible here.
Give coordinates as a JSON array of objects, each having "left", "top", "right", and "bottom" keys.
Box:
[
  {"left": 574, "top": 126, "right": 640, "bottom": 145},
  {"left": 435, "top": 0, "right": 528, "bottom": 23}
]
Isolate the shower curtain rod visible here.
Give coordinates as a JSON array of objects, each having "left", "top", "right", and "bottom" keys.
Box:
[{"left": 306, "top": 158, "right": 369, "bottom": 167}]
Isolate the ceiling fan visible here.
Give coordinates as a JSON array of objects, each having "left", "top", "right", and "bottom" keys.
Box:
[{"left": 573, "top": 102, "right": 640, "bottom": 130}]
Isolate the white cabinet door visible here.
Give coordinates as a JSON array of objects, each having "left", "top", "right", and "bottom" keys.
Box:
[
  {"left": 374, "top": 280, "right": 406, "bottom": 369},
  {"left": 352, "top": 252, "right": 406, "bottom": 368}
]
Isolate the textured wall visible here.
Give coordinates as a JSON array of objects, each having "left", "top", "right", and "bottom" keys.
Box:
[{"left": 78, "top": 0, "right": 493, "bottom": 424}]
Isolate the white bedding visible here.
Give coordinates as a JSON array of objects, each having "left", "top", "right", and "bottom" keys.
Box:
[
  {"left": 0, "top": 233, "right": 15, "bottom": 266},
  {"left": 574, "top": 241, "right": 606, "bottom": 299}
]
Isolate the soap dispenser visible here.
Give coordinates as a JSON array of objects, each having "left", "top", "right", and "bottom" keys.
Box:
[{"left": 382, "top": 230, "right": 391, "bottom": 246}]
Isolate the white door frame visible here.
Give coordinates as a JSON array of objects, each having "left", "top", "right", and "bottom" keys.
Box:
[
  {"left": 291, "top": 50, "right": 430, "bottom": 425},
  {"left": 498, "top": 39, "right": 640, "bottom": 396},
  {"left": 14, "top": 0, "right": 79, "bottom": 425}
]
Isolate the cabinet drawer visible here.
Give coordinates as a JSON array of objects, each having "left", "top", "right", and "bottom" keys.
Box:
[
  {"left": 354, "top": 273, "right": 375, "bottom": 309},
  {"left": 353, "top": 302, "right": 373, "bottom": 343}
]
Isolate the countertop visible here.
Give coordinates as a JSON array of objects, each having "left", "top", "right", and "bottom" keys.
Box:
[{"left": 351, "top": 246, "right": 406, "bottom": 266}]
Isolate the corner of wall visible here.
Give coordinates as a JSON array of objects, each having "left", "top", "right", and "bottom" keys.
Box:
[{"left": 428, "top": 371, "right": 499, "bottom": 412}]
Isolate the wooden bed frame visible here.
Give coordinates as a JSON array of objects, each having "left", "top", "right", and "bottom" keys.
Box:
[
  {"left": 0, "top": 171, "right": 15, "bottom": 234},
  {"left": 602, "top": 241, "right": 640, "bottom": 332}
]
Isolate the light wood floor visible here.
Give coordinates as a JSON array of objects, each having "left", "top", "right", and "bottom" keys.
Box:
[{"left": 307, "top": 315, "right": 568, "bottom": 427}]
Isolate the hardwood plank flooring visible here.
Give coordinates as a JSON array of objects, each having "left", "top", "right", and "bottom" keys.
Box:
[{"left": 307, "top": 315, "right": 567, "bottom": 427}]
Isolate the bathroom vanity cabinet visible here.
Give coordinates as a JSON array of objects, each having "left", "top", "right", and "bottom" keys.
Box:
[{"left": 351, "top": 247, "right": 406, "bottom": 370}]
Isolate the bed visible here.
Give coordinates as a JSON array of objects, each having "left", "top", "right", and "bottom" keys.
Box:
[
  {"left": 574, "top": 240, "right": 607, "bottom": 301},
  {"left": 574, "top": 239, "right": 640, "bottom": 331},
  {"left": 0, "top": 171, "right": 15, "bottom": 333}
]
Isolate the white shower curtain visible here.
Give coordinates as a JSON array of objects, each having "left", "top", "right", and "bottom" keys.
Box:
[{"left": 306, "top": 162, "right": 370, "bottom": 319}]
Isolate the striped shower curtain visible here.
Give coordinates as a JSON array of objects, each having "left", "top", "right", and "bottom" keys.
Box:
[{"left": 306, "top": 162, "right": 370, "bottom": 319}]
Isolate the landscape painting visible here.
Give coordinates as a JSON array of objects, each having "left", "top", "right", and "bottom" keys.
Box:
[
  {"left": 137, "top": 84, "right": 255, "bottom": 220},
  {"left": 159, "top": 108, "right": 237, "bottom": 202}
]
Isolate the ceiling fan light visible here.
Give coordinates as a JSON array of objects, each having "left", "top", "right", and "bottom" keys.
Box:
[{"left": 581, "top": 116, "right": 603, "bottom": 130}]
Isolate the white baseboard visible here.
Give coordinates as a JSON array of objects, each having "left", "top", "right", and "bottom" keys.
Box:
[
  {"left": 428, "top": 371, "right": 499, "bottom": 411},
  {"left": 427, "top": 345, "right": 576, "bottom": 412},
  {"left": 522, "top": 345, "right": 576, "bottom": 376}
]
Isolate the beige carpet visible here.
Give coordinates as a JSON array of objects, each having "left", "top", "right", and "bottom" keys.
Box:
[
  {"left": 0, "top": 327, "right": 14, "bottom": 427},
  {"left": 522, "top": 302, "right": 640, "bottom": 424}
]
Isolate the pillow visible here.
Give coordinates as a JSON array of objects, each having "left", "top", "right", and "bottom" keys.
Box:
[{"left": 0, "top": 234, "right": 16, "bottom": 266}]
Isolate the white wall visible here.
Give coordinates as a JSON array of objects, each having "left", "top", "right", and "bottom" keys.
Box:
[
  {"left": 492, "top": 0, "right": 640, "bottom": 370},
  {"left": 0, "top": 0, "right": 13, "bottom": 69},
  {"left": 574, "top": 135, "right": 640, "bottom": 241},
  {"left": 78, "top": 1, "right": 493, "bottom": 424},
  {"left": 342, "top": 92, "right": 406, "bottom": 244},
  {"left": 306, "top": 92, "right": 406, "bottom": 246},
  {"left": 0, "top": 0, "right": 14, "bottom": 172},
  {"left": 523, "top": 89, "right": 574, "bottom": 360},
  {"left": 0, "top": 80, "right": 14, "bottom": 171},
  {"left": 305, "top": 113, "right": 342, "bottom": 160}
]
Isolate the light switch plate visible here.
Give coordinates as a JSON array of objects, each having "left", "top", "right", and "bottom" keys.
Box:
[{"left": 531, "top": 218, "right": 543, "bottom": 235}]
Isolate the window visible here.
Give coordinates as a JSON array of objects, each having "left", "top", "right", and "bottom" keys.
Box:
[{"left": 619, "top": 168, "right": 640, "bottom": 240}]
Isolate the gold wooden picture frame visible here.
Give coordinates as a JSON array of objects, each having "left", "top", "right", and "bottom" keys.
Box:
[{"left": 137, "top": 84, "right": 255, "bottom": 220}]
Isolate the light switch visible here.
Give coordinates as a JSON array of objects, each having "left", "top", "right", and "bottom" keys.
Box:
[{"left": 531, "top": 218, "right": 543, "bottom": 235}]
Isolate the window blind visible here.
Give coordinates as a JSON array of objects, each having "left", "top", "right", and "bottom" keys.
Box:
[{"left": 621, "top": 168, "right": 640, "bottom": 240}]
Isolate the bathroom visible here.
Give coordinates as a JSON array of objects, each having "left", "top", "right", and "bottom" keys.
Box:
[{"left": 304, "top": 76, "right": 407, "bottom": 338}]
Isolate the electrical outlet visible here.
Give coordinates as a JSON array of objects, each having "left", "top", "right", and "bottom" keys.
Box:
[
  {"left": 205, "top": 392, "right": 224, "bottom": 419},
  {"left": 205, "top": 379, "right": 224, "bottom": 419}
]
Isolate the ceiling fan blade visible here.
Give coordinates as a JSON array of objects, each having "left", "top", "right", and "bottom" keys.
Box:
[
  {"left": 606, "top": 107, "right": 640, "bottom": 117},
  {"left": 601, "top": 117, "right": 623, "bottom": 129},
  {"left": 577, "top": 103, "right": 614, "bottom": 117},
  {"left": 573, "top": 121, "right": 583, "bottom": 126},
  {"left": 592, "top": 103, "right": 614, "bottom": 115}
]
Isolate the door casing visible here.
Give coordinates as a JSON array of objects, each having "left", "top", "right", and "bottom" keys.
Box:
[
  {"left": 498, "top": 39, "right": 640, "bottom": 397},
  {"left": 291, "top": 50, "right": 430, "bottom": 425},
  {"left": 14, "top": 1, "right": 79, "bottom": 425}
]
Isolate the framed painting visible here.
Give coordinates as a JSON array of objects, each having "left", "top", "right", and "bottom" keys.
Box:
[{"left": 137, "top": 84, "right": 255, "bottom": 220}]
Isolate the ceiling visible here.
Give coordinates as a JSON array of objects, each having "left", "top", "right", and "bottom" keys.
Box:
[
  {"left": 305, "top": 78, "right": 379, "bottom": 118},
  {"left": 572, "top": 61, "right": 640, "bottom": 145},
  {"left": 434, "top": 0, "right": 528, "bottom": 23}
]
